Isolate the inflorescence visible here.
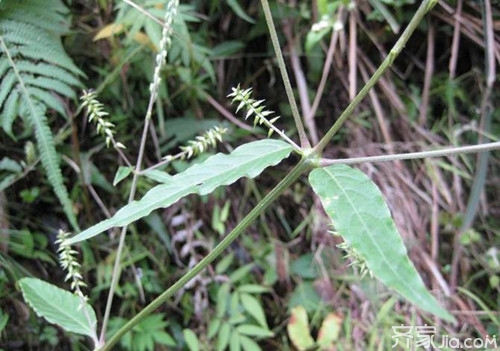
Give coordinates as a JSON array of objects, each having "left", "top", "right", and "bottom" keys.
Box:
[{"left": 80, "top": 90, "right": 125, "bottom": 149}]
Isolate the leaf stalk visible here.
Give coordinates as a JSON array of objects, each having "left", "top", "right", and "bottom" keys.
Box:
[{"left": 260, "top": 0, "right": 311, "bottom": 149}]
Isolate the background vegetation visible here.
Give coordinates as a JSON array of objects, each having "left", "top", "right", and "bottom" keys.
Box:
[{"left": 0, "top": 0, "right": 499, "bottom": 350}]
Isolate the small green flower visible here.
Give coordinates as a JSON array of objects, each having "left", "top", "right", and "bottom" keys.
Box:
[
  {"left": 332, "top": 231, "right": 373, "bottom": 279},
  {"left": 150, "top": 0, "right": 178, "bottom": 98},
  {"left": 178, "top": 126, "right": 228, "bottom": 160},
  {"left": 227, "top": 84, "right": 301, "bottom": 152},
  {"left": 228, "top": 85, "right": 300, "bottom": 150},
  {"left": 80, "top": 90, "right": 125, "bottom": 149},
  {"left": 228, "top": 85, "right": 281, "bottom": 137},
  {"left": 55, "top": 230, "right": 88, "bottom": 300}
]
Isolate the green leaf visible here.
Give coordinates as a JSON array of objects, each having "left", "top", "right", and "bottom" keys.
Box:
[
  {"left": 309, "top": 164, "right": 455, "bottom": 322},
  {"left": 0, "top": 174, "right": 17, "bottom": 192},
  {"left": 152, "top": 331, "right": 176, "bottom": 347},
  {"left": 18, "top": 278, "right": 97, "bottom": 339},
  {"left": 208, "top": 319, "right": 222, "bottom": 339},
  {"left": 183, "top": 328, "right": 200, "bottom": 351},
  {"left": 305, "top": 26, "right": 331, "bottom": 54},
  {"left": 0, "top": 157, "right": 22, "bottom": 172},
  {"left": 113, "top": 166, "right": 133, "bottom": 186},
  {"left": 228, "top": 312, "right": 246, "bottom": 326},
  {"left": 317, "top": 0, "right": 328, "bottom": 15},
  {"left": 239, "top": 334, "right": 262, "bottom": 351},
  {"left": 236, "top": 324, "right": 273, "bottom": 338},
  {"left": 216, "top": 252, "right": 235, "bottom": 274},
  {"left": 290, "top": 253, "right": 319, "bottom": 279},
  {"left": 226, "top": 0, "right": 255, "bottom": 23},
  {"left": 217, "top": 283, "right": 231, "bottom": 318},
  {"left": 229, "top": 263, "right": 254, "bottom": 283},
  {"left": 287, "top": 306, "right": 315, "bottom": 351},
  {"left": 230, "top": 331, "right": 241, "bottom": 351},
  {"left": 211, "top": 41, "right": 245, "bottom": 57},
  {"left": 368, "top": 0, "right": 401, "bottom": 34},
  {"left": 288, "top": 282, "right": 322, "bottom": 313},
  {"left": 240, "top": 293, "right": 269, "bottom": 329},
  {"left": 141, "top": 169, "right": 173, "bottom": 183},
  {"left": 0, "top": 309, "right": 9, "bottom": 333},
  {"left": 317, "top": 313, "right": 342, "bottom": 347},
  {"left": 144, "top": 212, "right": 171, "bottom": 251},
  {"left": 217, "top": 322, "right": 231, "bottom": 351},
  {"left": 236, "top": 284, "right": 269, "bottom": 294},
  {"left": 67, "top": 139, "right": 293, "bottom": 244}
]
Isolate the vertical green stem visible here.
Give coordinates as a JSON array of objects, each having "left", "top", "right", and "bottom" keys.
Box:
[
  {"left": 313, "top": 0, "right": 438, "bottom": 155},
  {"left": 98, "top": 159, "right": 311, "bottom": 351},
  {"left": 98, "top": 0, "right": 179, "bottom": 343},
  {"left": 98, "top": 117, "right": 151, "bottom": 344},
  {"left": 260, "top": 0, "right": 311, "bottom": 149}
]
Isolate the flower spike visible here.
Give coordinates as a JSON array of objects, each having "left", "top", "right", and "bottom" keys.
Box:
[{"left": 228, "top": 85, "right": 299, "bottom": 150}]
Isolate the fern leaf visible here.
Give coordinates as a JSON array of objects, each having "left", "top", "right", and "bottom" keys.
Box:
[
  {"left": 1, "top": 0, "right": 73, "bottom": 34},
  {"left": 21, "top": 76, "right": 76, "bottom": 99},
  {"left": 2, "top": 89, "right": 19, "bottom": 138},
  {"left": 1, "top": 20, "right": 82, "bottom": 75},
  {"left": 0, "top": 70, "right": 16, "bottom": 107},
  {"left": 0, "top": 58, "right": 9, "bottom": 77},
  {"left": 0, "top": 0, "right": 84, "bottom": 231},
  {"left": 23, "top": 101, "right": 81, "bottom": 232},
  {"left": 17, "top": 62, "right": 82, "bottom": 87},
  {"left": 28, "top": 87, "right": 67, "bottom": 115}
]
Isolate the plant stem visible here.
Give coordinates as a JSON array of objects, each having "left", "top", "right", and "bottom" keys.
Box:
[
  {"left": 313, "top": 0, "right": 438, "bottom": 155},
  {"left": 309, "top": 7, "right": 343, "bottom": 122},
  {"left": 98, "top": 158, "right": 312, "bottom": 351},
  {"left": 99, "top": 0, "right": 178, "bottom": 340},
  {"left": 319, "top": 141, "right": 500, "bottom": 166},
  {"left": 98, "top": 117, "right": 151, "bottom": 344},
  {"left": 260, "top": 0, "right": 311, "bottom": 149}
]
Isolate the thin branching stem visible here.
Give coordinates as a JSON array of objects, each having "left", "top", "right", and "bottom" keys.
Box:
[
  {"left": 260, "top": 0, "right": 310, "bottom": 149},
  {"left": 319, "top": 141, "right": 500, "bottom": 166},
  {"left": 309, "top": 8, "right": 344, "bottom": 121},
  {"left": 122, "top": 0, "right": 163, "bottom": 26},
  {"left": 99, "top": 128, "right": 148, "bottom": 342},
  {"left": 313, "top": 0, "right": 439, "bottom": 155},
  {"left": 99, "top": 0, "right": 178, "bottom": 343},
  {"left": 451, "top": 0, "right": 497, "bottom": 289}
]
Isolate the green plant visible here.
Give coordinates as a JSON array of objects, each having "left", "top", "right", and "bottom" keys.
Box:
[
  {"left": 106, "top": 313, "right": 176, "bottom": 351},
  {"left": 0, "top": 0, "right": 84, "bottom": 231},
  {"left": 94, "top": 0, "right": 215, "bottom": 102},
  {"left": 205, "top": 282, "right": 273, "bottom": 351},
  {"left": 14, "top": 0, "right": 500, "bottom": 350}
]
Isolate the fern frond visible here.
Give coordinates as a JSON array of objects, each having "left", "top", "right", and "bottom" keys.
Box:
[
  {"left": 0, "top": 70, "right": 16, "bottom": 109},
  {"left": 2, "top": 90, "right": 19, "bottom": 137},
  {"left": 0, "top": 0, "right": 84, "bottom": 231},
  {"left": 16, "top": 62, "right": 82, "bottom": 86},
  {"left": 1, "top": 0, "right": 73, "bottom": 34}
]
